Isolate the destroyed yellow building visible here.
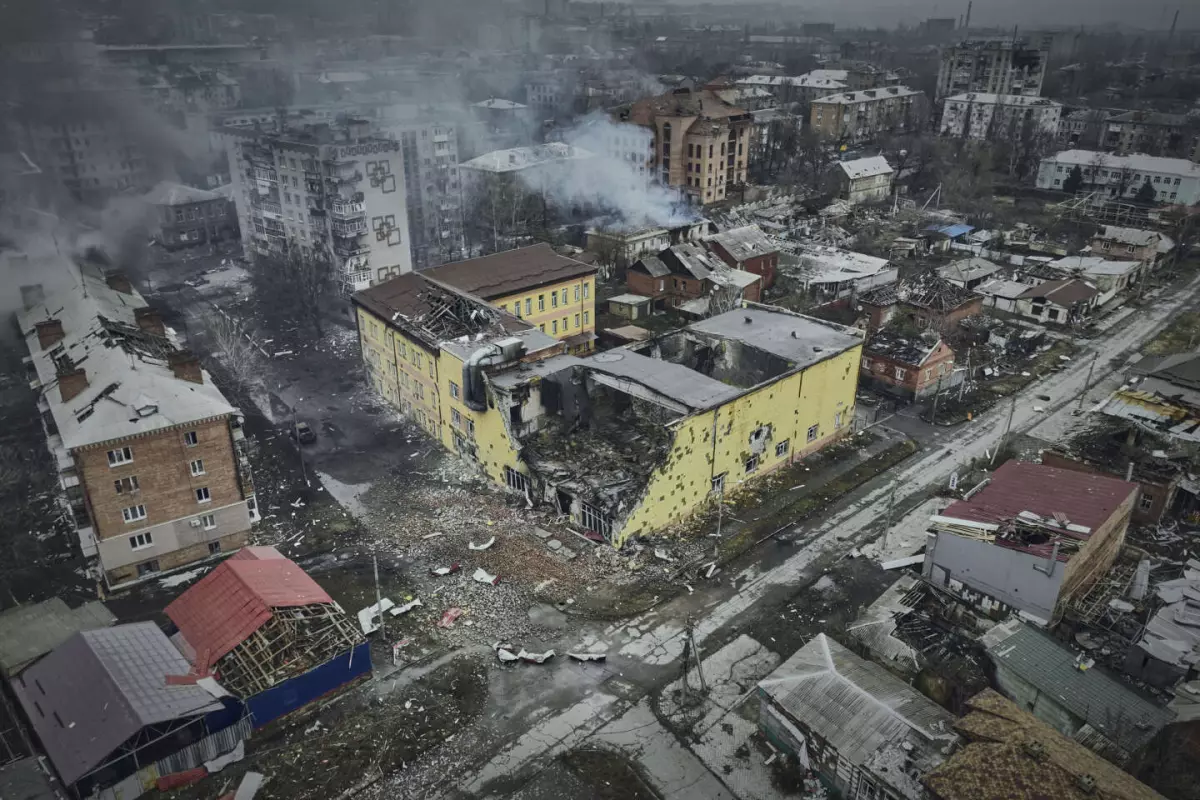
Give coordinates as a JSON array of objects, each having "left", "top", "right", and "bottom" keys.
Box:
[{"left": 354, "top": 272, "right": 863, "bottom": 545}]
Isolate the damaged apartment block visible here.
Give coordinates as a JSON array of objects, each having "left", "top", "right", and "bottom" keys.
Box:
[{"left": 17, "top": 260, "right": 258, "bottom": 588}]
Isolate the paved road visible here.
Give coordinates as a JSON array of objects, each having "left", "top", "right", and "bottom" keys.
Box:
[{"left": 439, "top": 274, "right": 1200, "bottom": 800}]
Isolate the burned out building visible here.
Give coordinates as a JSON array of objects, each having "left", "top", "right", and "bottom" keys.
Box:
[
  {"left": 492, "top": 306, "right": 864, "bottom": 544},
  {"left": 859, "top": 272, "right": 983, "bottom": 335},
  {"left": 625, "top": 243, "right": 761, "bottom": 314},
  {"left": 860, "top": 332, "right": 958, "bottom": 400}
]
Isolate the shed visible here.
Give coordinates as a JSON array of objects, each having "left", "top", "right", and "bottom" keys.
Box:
[{"left": 607, "top": 293, "right": 653, "bottom": 321}]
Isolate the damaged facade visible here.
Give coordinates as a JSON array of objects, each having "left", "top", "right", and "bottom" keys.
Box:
[
  {"left": 354, "top": 275, "right": 862, "bottom": 545},
  {"left": 625, "top": 242, "right": 761, "bottom": 315},
  {"left": 17, "top": 260, "right": 257, "bottom": 587},
  {"left": 924, "top": 461, "right": 1138, "bottom": 624},
  {"left": 860, "top": 332, "right": 958, "bottom": 400}
]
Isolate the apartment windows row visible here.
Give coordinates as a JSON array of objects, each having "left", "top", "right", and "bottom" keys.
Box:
[
  {"left": 501, "top": 283, "right": 591, "bottom": 319},
  {"left": 536, "top": 312, "right": 591, "bottom": 335},
  {"left": 127, "top": 513, "right": 218, "bottom": 550},
  {"left": 120, "top": 485, "right": 210, "bottom": 526}
]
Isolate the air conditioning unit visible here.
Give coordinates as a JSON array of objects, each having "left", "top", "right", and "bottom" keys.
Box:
[{"left": 189, "top": 519, "right": 202, "bottom": 528}]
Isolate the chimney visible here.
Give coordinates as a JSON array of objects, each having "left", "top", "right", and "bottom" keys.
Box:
[
  {"left": 57, "top": 367, "right": 88, "bottom": 402},
  {"left": 134, "top": 307, "right": 166, "bottom": 336},
  {"left": 168, "top": 350, "right": 203, "bottom": 384},
  {"left": 105, "top": 271, "right": 133, "bottom": 294},
  {"left": 35, "top": 318, "right": 64, "bottom": 350}
]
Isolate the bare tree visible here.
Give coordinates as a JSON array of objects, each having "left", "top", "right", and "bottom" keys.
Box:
[
  {"left": 250, "top": 243, "right": 334, "bottom": 338},
  {"left": 204, "top": 313, "right": 264, "bottom": 392}
]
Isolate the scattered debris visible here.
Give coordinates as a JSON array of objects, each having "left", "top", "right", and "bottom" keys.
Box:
[
  {"left": 357, "top": 598, "right": 395, "bottom": 635},
  {"left": 518, "top": 649, "right": 555, "bottom": 664},
  {"left": 469, "top": 536, "right": 496, "bottom": 551},
  {"left": 430, "top": 563, "right": 462, "bottom": 577},
  {"left": 472, "top": 568, "right": 500, "bottom": 586},
  {"left": 654, "top": 547, "right": 674, "bottom": 563},
  {"left": 390, "top": 598, "right": 423, "bottom": 616},
  {"left": 233, "top": 771, "right": 264, "bottom": 800},
  {"left": 422, "top": 531, "right": 444, "bottom": 540},
  {"left": 567, "top": 651, "right": 607, "bottom": 662},
  {"left": 437, "top": 608, "right": 465, "bottom": 628}
]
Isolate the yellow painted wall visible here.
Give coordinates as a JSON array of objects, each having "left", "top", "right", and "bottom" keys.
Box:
[
  {"left": 432, "top": 349, "right": 523, "bottom": 484},
  {"left": 616, "top": 344, "right": 862, "bottom": 545},
  {"left": 493, "top": 277, "right": 596, "bottom": 351},
  {"left": 356, "top": 306, "right": 442, "bottom": 440}
]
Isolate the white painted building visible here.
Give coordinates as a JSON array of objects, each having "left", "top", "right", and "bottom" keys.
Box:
[
  {"left": 221, "top": 119, "right": 414, "bottom": 294},
  {"left": 1036, "top": 150, "right": 1200, "bottom": 206},
  {"left": 939, "top": 93, "right": 1062, "bottom": 141},
  {"left": 834, "top": 156, "right": 894, "bottom": 205}
]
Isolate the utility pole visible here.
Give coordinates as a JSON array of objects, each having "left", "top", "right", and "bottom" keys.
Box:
[
  {"left": 882, "top": 479, "right": 899, "bottom": 551},
  {"left": 992, "top": 394, "right": 1018, "bottom": 465},
  {"left": 680, "top": 616, "right": 706, "bottom": 700},
  {"left": 1077, "top": 352, "right": 1099, "bottom": 414},
  {"left": 930, "top": 375, "right": 945, "bottom": 427},
  {"left": 958, "top": 348, "right": 971, "bottom": 401},
  {"left": 372, "top": 552, "right": 385, "bottom": 653}
]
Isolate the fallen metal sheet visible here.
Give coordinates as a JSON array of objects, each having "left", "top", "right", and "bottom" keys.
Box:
[
  {"left": 234, "top": 772, "right": 264, "bottom": 800},
  {"left": 390, "top": 598, "right": 423, "bottom": 616},
  {"left": 196, "top": 677, "right": 230, "bottom": 698},
  {"left": 204, "top": 740, "right": 245, "bottom": 774},
  {"left": 518, "top": 649, "right": 555, "bottom": 664},
  {"left": 473, "top": 568, "right": 500, "bottom": 586},
  {"left": 496, "top": 647, "right": 520, "bottom": 663},
  {"left": 430, "top": 563, "right": 461, "bottom": 577},
  {"left": 880, "top": 554, "right": 925, "bottom": 570},
  {"left": 469, "top": 536, "right": 496, "bottom": 551},
  {"left": 437, "top": 608, "right": 465, "bottom": 628},
  {"left": 567, "top": 652, "right": 607, "bottom": 662},
  {"left": 357, "top": 598, "right": 395, "bottom": 635}
]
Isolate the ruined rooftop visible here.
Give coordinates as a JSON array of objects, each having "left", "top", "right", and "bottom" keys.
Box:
[
  {"left": 864, "top": 331, "right": 944, "bottom": 367},
  {"left": 424, "top": 243, "right": 597, "bottom": 301}
]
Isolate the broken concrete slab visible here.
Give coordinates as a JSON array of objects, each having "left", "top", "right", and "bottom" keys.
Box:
[
  {"left": 533, "top": 527, "right": 553, "bottom": 540},
  {"left": 546, "top": 539, "right": 563, "bottom": 551},
  {"left": 558, "top": 546, "right": 578, "bottom": 561}
]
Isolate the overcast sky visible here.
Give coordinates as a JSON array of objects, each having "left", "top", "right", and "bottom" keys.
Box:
[{"left": 662, "top": 0, "right": 1189, "bottom": 31}]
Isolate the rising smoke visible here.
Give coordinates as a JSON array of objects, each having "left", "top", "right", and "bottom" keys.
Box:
[{"left": 541, "top": 113, "right": 698, "bottom": 231}]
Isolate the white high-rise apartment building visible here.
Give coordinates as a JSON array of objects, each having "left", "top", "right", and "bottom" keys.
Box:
[{"left": 221, "top": 118, "right": 413, "bottom": 293}]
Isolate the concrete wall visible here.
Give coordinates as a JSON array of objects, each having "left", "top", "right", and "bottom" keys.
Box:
[{"left": 924, "top": 532, "right": 1064, "bottom": 621}]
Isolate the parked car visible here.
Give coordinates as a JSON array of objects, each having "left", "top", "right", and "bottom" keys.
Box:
[{"left": 291, "top": 421, "right": 317, "bottom": 444}]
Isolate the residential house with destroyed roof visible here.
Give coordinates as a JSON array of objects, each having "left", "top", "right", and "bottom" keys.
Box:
[
  {"left": 1049, "top": 255, "right": 1143, "bottom": 306},
  {"left": 1091, "top": 225, "right": 1174, "bottom": 269},
  {"left": 924, "top": 460, "right": 1138, "bottom": 624},
  {"left": 859, "top": 272, "right": 983, "bottom": 335},
  {"left": 626, "top": 243, "right": 761, "bottom": 314},
  {"left": 939, "top": 257, "right": 1002, "bottom": 291},
  {"left": 860, "top": 331, "right": 958, "bottom": 400},
  {"left": 923, "top": 689, "right": 1164, "bottom": 800},
  {"left": 354, "top": 269, "right": 863, "bottom": 545},
  {"left": 166, "top": 546, "right": 367, "bottom": 727},
  {"left": 756, "top": 633, "right": 960, "bottom": 800},
  {"left": 705, "top": 224, "right": 779, "bottom": 288},
  {"left": 612, "top": 85, "right": 752, "bottom": 205},
  {"left": 17, "top": 259, "right": 257, "bottom": 587},
  {"left": 423, "top": 244, "right": 598, "bottom": 353},
  {"left": 1013, "top": 278, "right": 1099, "bottom": 325},
  {"left": 143, "top": 180, "right": 237, "bottom": 250}
]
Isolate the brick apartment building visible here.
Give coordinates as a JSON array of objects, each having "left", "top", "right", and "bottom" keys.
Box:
[
  {"left": 706, "top": 224, "right": 780, "bottom": 289},
  {"left": 613, "top": 86, "right": 752, "bottom": 206},
  {"left": 18, "top": 260, "right": 256, "bottom": 587},
  {"left": 144, "top": 181, "right": 238, "bottom": 250}
]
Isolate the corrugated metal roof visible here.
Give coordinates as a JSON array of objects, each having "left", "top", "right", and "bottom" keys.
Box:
[
  {"left": 986, "top": 622, "right": 1173, "bottom": 753},
  {"left": 758, "top": 634, "right": 957, "bottom": 788},
  {"left": 11, "top": 623, "right": 220, "bottom": 786},
  {"left": 166, "top": 547, "right": 333, "bottom": 669},
  {"left": 423, "top": 243, "right": 596, "bottom": 300},
  {"left": 941, "top": 461, "right": 1136, "bottom": 531}
]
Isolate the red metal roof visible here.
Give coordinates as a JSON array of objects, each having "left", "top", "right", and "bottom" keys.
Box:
[
  {"left": 166, "top": 548, "right": 332, "bottom": 669},
  {"left": 942, "top": 461, "right": 1136, "bottom": 533}
]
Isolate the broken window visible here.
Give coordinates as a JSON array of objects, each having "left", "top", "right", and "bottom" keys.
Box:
[
  {"left": 136, "top": 560, "right": 159, "bottom": 576},
  {"left": 122, "top": 504, "right": 147, "bottom": 523},
  {"left": 862, "top": 357, "right": 871, "bottom": 370},
  {"left": 835, "top": 412, "right": 843, "bottom": 429},
  {"left": 711, "top": 472, "right": 727, "bottom": 494},
  {"left": 552, "top": 292, "right": 558, "bottom": 308},
  {"left": 807, "top": 425, "right": 819, "bottom": 442},
  {"left": 504, "top": 466, "right": 529, "bottom": 494},
  {"left": 114, "top": 475, "right": 139, "bottom": 494},
  {"left": 579, "top": 502, "right": 612, "bottom": 539},
  {"left": 1140, "top": 494, "right": 1154, "bottom": 511},
  {"left": 107, "top": 446, "right": 133, "bottom": 466},
  {"left": 183, "top": 431, "right": 198, "bottom": 447},
  {"left": 450, "top": 381, "right": 460, "bottom": 399},
  {"left": 745, "top": 455, "right": 759, "bottom": 473},
  {"left": 776, "top": 440, "right": 790, "bottom": 457},
  {"left": 894, "top": 367, "right": 906, "bottom": 380}
]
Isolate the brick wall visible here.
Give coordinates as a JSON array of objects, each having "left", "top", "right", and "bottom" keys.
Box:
[
  {"left": 77, "top": 416, "right": 244, "bottom": 542},
  {"left": 105, "top": 529, "right": 248, "bottom": 585}
]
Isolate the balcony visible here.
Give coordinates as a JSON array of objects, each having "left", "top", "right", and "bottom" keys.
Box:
[
  {"left": 332, "top": 218, "right": 368, "bottom": 238},
  {"left": 333, "top": 240, "right": 371, "bottom": 257},
  {"left": 256, "top": 201, "right": 283, "bottom": 219},
  {"left": 330, "top": 200, "right": 366, "bottom": 220}
]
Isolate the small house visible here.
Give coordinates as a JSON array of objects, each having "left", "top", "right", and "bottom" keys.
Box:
[
  {"left": 834, "top": 156, "right": 894, "bottom": 205},
  {"left": 706, "top": 224, "right": 780, "bottom": 288},
  {"left": 1015, "top": 278, "right": 1099, "bottom": 325},
  {"left": 860, "top": 332, "right": 958, "bottom": 400}
]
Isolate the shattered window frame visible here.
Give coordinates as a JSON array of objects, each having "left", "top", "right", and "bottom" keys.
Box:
[
  {"left": 776, "top": 440, "right": 790, "bottom": 458},
  {"left": 745, "top": 455, "right": 759, "bottom": 474},
  {"left": 807, "top": 425, "right": 819, "bottom": 443}
]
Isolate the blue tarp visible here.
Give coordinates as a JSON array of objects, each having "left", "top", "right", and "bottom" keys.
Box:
[
  {"left": 923, "top": 223, "right": 975, "bottom": 239},
  {"left": 244, "top": 642, "right": 372, "bottom": 728}
]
